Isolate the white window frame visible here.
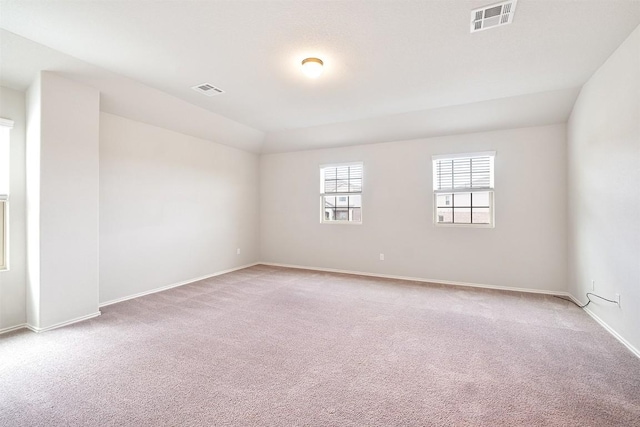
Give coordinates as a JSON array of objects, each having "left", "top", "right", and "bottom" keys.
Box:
[
  {"left": 320, "top": 162, "right": 363, "bottom": 225},
  {"left": 432, "top": 151, "right": 495, "bottom": 228},
  {"left": 0, "top": 118, "right": 14, "bottom": 271}
]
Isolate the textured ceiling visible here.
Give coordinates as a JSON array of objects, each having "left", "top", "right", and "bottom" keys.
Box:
[{"left": 1, "top": 1, "right": 640, "bottom": 152}]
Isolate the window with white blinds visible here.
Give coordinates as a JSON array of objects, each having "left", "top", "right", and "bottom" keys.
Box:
[
  {"left": 0, "top": 118, "right": 14, "bottom": 270},
  {"left": 432, "top": 152, "right": 495, "bottom": 227},
  {"left": 320, "top": 163, "right": 363, "bottom": 223}
]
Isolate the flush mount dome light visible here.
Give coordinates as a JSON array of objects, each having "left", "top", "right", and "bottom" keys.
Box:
[{"left": 301, "top": 57, "right": 324, "bottom": 78}]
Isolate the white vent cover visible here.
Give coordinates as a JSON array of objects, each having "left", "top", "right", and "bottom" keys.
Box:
[
  {"left": 191, "top": 83, "right": 225, "bottom": 96},
  {"left": 471, "top": 0, "right": 517, "bottom": 33}
]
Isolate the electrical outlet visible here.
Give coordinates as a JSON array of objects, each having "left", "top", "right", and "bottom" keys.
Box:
[
  {"left": 615, "top": 293, "right": 621, "bottom": 307},
  {"left": 379, "top": 253, "right": 384, "bottom": 261},
  {"left": 236, "top": 248, "right": 241, "bottom": 255}
]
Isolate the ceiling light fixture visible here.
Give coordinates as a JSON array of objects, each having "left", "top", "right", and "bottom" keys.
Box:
[{"left": 301, "top": 57, "right": 324, "bottom": 78}]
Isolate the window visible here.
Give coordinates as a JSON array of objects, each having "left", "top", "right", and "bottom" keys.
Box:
[
  {"left": 320, "top": 162, "right": 363, "bottom": 224},
  {"left": 432, "top": 151, "right": 495, "bottom": 227},
  {"left": 0, "top": 118, "right": 13, "bottom": 270}
]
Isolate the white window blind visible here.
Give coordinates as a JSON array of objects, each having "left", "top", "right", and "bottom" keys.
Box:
[
  {"left": 321, "top": 163, "right": 363, "bottom": 194},
  {"left": 0, "top": 118, "right": 13, "bottom": 270},
  {"left": 0, "top": 119, "right": 12, "bottom": 200},
  {"left": 433, "top": 152, "right": 495, "bottom": 192}
]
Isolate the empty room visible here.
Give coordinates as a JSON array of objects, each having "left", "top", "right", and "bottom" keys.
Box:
[{"left": 1, "top": 0, "right": 639, "bottom": 425}]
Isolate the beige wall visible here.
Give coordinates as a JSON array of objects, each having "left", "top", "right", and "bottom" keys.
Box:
[
  {"left": 567, "top": 25, "right": 640, "bottom": 353},
  {"left": 0, "top": 86, "right": 26, "bottom": 331},
  {"left": 260, "top": 124, "right": 567, "bottom": 292},
  {"left": 99, "top": 112, "right": 260, "bottom": 304}
]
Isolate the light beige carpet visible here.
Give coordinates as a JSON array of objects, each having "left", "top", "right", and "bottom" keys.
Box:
[{"left": 1, "top": 265, "right": 639, "bottom": 426}]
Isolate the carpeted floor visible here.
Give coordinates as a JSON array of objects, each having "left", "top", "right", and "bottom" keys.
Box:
[{"left": 1, "top": 265, "right": 639, "bottom": 426}]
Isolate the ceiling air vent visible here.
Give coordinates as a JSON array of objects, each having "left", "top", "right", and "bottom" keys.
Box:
[
  {"left": 471, "top": 0, "right": 517, "bottom": 33},
  {"left": 191, "top": 83, "right": 225, "bottom": 96}
]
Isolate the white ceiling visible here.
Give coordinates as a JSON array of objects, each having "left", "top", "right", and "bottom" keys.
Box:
[
  {"left": 1, "top": 0, "right": 640, "bottom": 153},
  {"left": 0, "top": 30, "right": 265, "bottom": 152},
  {"left": 263, "top": 86, "right": 581, "bottom": 153}
]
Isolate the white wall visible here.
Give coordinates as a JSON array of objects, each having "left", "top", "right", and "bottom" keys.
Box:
[
  {"left": 567, "top": 25, "right": 640, "bottom": 352},
  {"left": 25, "top": 76, "right": 41, "bottom": 328},
  {"left": 0, "top": 86, "right": 27, "bottom": 331},
  {"left": 261, "top": 124, "right": 567, "bottom": 292},
  {"left": 26, "top": 72, "right": 100, "bottom": 330},
  {"left": 99, "top": 112, "right": 260, "bottom": 304}
]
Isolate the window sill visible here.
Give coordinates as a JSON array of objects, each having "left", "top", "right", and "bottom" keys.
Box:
[
  {"left": 434, "top": 223, "right": 494, "bottom": 229},
  {"left": 321, "top": 221, "right": 363, "bottom": 226}
]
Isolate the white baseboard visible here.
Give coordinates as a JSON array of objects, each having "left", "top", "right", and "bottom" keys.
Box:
[
  {"left": 6, "top": 261, "right": 638, "bottom": 360},
  {"left": 567, "top": 295, "right": 640, "bottom": 359},
  {"left": 261, "top": 262, "right": 639, "bottom": 360},
  {"left": 259, "top": 262, "right": 569, "bottom": 297},
  {"left": 99, "top": 262, "right": 260, "bottom": 308},
  {"left": 565, "top": 293, "right": 639, "bottom": 358},
  {"left": 26, "top": 311, "right": 102, "bottom": 333},
  {"left": 0, "top": 323, "right": 27, "bottom": 335}
]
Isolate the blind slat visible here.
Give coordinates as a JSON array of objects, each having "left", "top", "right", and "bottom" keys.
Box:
[
  {"left": 434, "top": 155, "right": 494, "bottom": 191},
  {"left": 322, "top": 164, "right": 363, "bottom": 194}
]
